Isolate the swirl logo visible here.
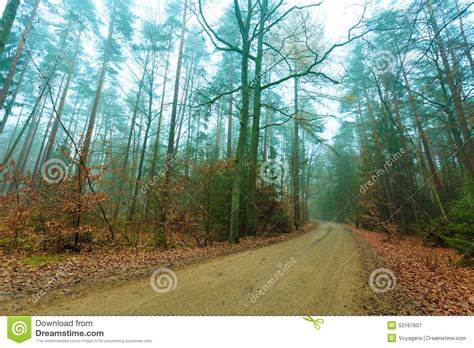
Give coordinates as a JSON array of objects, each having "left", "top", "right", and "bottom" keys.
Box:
[
  {"left": 7, "top": 316, "right": 32, "bottom": 343},
  {"left": 150, "top": 267, "right": 177, "bottom": 293},
  {"left": 260, "top": 160, "right": 286, "bottom": 184},
  {"left": 41, "top": 158, "right": 68, "bottom": 184},
  {"left": 369, "top": 268, "right": 396, "bottom": 293},
  {"left": 12, "top": 321, "right": 28, "bottom": 336},
  {"left": 368, "top": 50, "right": 396, "bottom": 75}
]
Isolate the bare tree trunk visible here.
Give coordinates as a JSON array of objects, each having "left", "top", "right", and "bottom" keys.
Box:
[
  {"left": 128, "top": 114, "right": 151, "bottom": 221},
  {"left": 1, "top": 78, "right": 50, "bottom": 166},
  {"left": 159, "top": 0, "right": 188, "bottom": 247},
  {"left": 80, "top": 1, "right": 116, "bottom": 165},
  {"left": 113, "top": 50, "right": 149, "bottom": 219},
  {"left": 14, "top": 94, "right": 47, "bottom": 178},
  {"left": 174, "top": 60, "right": 195, "bottom": 156},
  {"left": 263, "top": 103, "right": 269, "bottom": 162},
  {"left": 401, "top": 63, "right": 447, "bottom": 219},
  {"left": 2, "top": 60, "right": 27, "bottom": 127},
  {"left": 183, "top": 100, "right": 194, "bottom": 182},
  {"left": 246, "top": 0, "right": 267, "bottom": 236},
  {"left": 163, "top": 0, "right": 188, "bottom": 191},
  {"left": 226, "top": 90, "right": 233, "bottom": 159},
  {"left": 149, "top": 49, "right": 170, "bottom": 180},
  {"left": 31, "top": 71, "right": 67, "bottom": 179},
  {"left": 5, "top": 96, "right": 24, "bottom": 153},
  {"left": 0, "top": 0, "right": 41, "bottom": 132},
  {"left": 425, "top": 0, "right": 473, "bottom": 178},
  {"left": 229, "top": 0, "right": 254, "bottom": 243},
  {"left": 214, "top": 102, "right": 222, "bottom": 160},
  {"left": 43, "top": 32, "right": 81, "bottom": 162},
  {"left": 0, "top": 0, "right": 21, "bottom": 54},
  {"left": 434, "top": 61, "right": 472, "bottom": 177},
  {"left": 390, "top": 81, "right": 421, "bottom": 233},
  {"left": 454, "top": 0, "right": 474, "bottom": 75},
  {"left": 292, "top": 75, "right": 301, "bottom": 228}
]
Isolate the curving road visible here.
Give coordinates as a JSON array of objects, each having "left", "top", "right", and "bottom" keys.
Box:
[{"left": 30, "top": 222, "right": 392, "bottom": 315}]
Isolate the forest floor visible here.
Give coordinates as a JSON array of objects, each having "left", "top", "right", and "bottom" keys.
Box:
[
  {"left": 353, "top": 227, "right": 474, "bottom": 315},
  {"left": 3, "top": 222, "right": 400, "bottom": 315},
  {"left": 1, "top": 223, "right": 312, "bottom": 314}
]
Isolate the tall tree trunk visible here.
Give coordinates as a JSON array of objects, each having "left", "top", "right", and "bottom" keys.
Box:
[
  {"left": 80, "top": 1, "right": 116, "bottom": 166},
  {"left": 401, "top": 64, "right": 447, "bottom": 219},
  {"left": 128, "top": 117, "right": 151, "bottom": 221},
  {"left": 1, "top": 75, "right": 51, "bottom": 166},
  {"left": 174, "top": 60, "right": 194, "bottom": 155},
  {"left": 2, "top": 60, "right": 27, "bottom": 127},
  {"left": 425, "top": 0, "right": 473, "bottom": 178},
  {"left": 130, "top": 48, "right": 159, "bottom": 220},
  {"left": 434, "top": 61, "right": 472, "bottom": 177},
  {"left": 229, "top": 0, "right": 254, "bottom": 243},
  {"left": 229, "top": 38, "right": 251, "bottom": 244},
  {"left": 246, "top": 0, "right": 267, "bottom": 236},
  {"left": 263, "top": 101, "right": 270, "bottom": 162},
  {"left": 454, "top": 0, "right": 474, "bottom": 75},
  {"left": 113, "top": 50, "right": 149, "bottom": 219},
  {"left": 363, "top": 83, "right": 394, "bottom": 220},
  {"left": 159, "top": 0, "right": 188, "bottom": 247},
  {"left": 214, "top": 102, "right": 222, "bottom": 161},
  {"left": 149, "top": 49, "right": 170, "bottom": 180},
  {"left": 162, "top": 0, "right": 188, "bottom": 191},
  {"left": 43, "top": 32, "right": 81, "bottom": 162},
  {"left": 0, "top": 0, "right": 21, "bottom": 54},
  {"left": 74, "top": 2, "right": 116, "bottom": 239},
  {"left": 183, "top": 99, "right": 194, "bottom": 182},
  {"left": 5, "top": 96, "right": 24, "bottom": 154},
  {"left": 226, "top": 90, "right": 233, "bottom": 159},
  {"left": 33, "top": 106, "right": 54, "bottom": 178},
  {"left": 0, "top": 0, "right": 41, "bottom": 132},
  {"left": 14, "top": 94, "right": 47, "bottom": 178},
  {"left": 292, "top": 75, "right": 301, "bottom": 228},
  {"left": 301, "top": 131, "right": 308, "bottom": 222},
  {"left": 32, "top": 72, "right": 67, "bottom": 178},
  {"left": 390, "top": 81, "right": 421, "bottom": 233},
  {"left": 145, "top": 49, "right": 171, "bottom": 215}
]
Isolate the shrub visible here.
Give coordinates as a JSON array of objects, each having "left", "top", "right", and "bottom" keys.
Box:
[{"left": 445, "top": 184, "right": 474, "bottom": 259}]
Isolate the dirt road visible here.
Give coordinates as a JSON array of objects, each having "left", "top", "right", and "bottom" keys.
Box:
[{"left": 30, "top": 222, "right": 392, "bottom": 315}]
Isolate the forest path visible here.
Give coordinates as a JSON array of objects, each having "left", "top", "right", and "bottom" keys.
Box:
[{"left": 30, "top": 222, "right": 391, "bottom": 315}]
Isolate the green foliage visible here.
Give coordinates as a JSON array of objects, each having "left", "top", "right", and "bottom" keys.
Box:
[
  {"left": 22, "top": 255, "right": 69, "bottom": 266},
  {"left": 190, "top": 160, "right": 233, "bottom": 242},
  {"left": 256, "top": 186, "right": 292, "bottom": 234},
  {"left": 445, "top": 185, "right": 474, "bottom": 259}
]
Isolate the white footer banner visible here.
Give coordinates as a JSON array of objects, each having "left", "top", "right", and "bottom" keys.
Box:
[{"left": 1, "top": 316, "right": 472, "bottom": 347}]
